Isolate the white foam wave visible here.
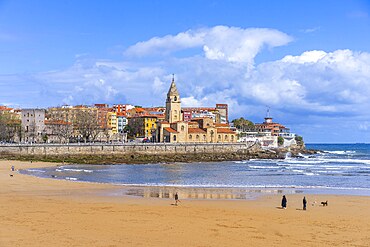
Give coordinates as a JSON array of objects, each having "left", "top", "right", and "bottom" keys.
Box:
[
  {"left": 63, "top": 168, "right": 83, "bottom": 172},
  {"left": 249, "top": 166, "right": 279, "bottom": 169},
  {"left": 325, "top": 150, "right": 356, "bottom": 155},
  {"left": 27, "top": 169, "right": 46, "bottom": 173},
  {"left": 234, "top": 161, "right": 248, "bottom": 164},
  {"left": 292, "top": 170, "right": 304, "bottom": 173},
  {"left": 322, "top": 158, "right": 370, "bottom": 165},
  {"left": 304, "top": 172, "right": 318, "bottom": 176},
  {"left": 58, "top": 168, "right": 93, "bottom": 173},
  {"left": 285, "top": 164, "right": 315, "bottom": 167},
  {"left": 316, "top": 170, "right": 342, "bottom": 174},
  {"left": 282, "top": 159, "right": 327, "bottom": 165},
  {"left": 65, "top": 177, "right": 78, "bottom": 181},
  {"left": 280, "top": 157, "right": 370, "bottom": 166}
]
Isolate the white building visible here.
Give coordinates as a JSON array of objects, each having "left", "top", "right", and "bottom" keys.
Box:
[{"left": 21, "top": 109, "right": 46, "bottom": 143}]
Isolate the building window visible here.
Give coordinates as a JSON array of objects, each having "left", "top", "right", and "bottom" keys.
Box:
[
  {"left": 225, "top": 135, "right": 228, "bottom": 140},
  {"left": 196, "top": 135, "right": 199, "bottom": 140},
  {"left": 203, "top": 135, "right": 206, "bottom": 141},
  {"left": 231, "top": 135, "right": 234, "bottom": 141},
  {"left": 173, "top": 135, "right": 176, "bottom": 141},
  {"left": 181, "top": 125, "right": 185, "bottom": 131},
  {"left": 189, "top": 135, "right": 192, "bottom": 140},
  {"left": 218, "top": 135, "right": 221, "bottom": 141}
]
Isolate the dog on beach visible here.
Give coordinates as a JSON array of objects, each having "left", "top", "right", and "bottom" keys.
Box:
[{"left": 321, "top": 201, "right": 328, "bottom": 206}]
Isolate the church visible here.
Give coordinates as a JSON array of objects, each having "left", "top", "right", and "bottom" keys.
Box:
[{"left": 156, "top": 78, "right": 237, "bottom": 143}]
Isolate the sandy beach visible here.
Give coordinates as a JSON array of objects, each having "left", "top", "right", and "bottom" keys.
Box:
[{"left": 1, "top": 160, "right": 370, "bottom": 247}]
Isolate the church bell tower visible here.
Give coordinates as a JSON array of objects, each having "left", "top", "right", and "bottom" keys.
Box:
[{"left": 165, "top": 75, "right": 182, "bottom": 123}]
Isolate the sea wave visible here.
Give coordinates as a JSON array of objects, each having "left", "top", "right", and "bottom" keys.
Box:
[
  {"left": 324, "top": 150, "right": 356, "bottom": 155},
  {"left": 56, "top": 168, "right": 93, "bottom": 173},
  {"left": 27, "top": 169, "right": 46, "bottom": 173},
  {"left": 248, "top": 165, "right": 280, "bottom": 169}
]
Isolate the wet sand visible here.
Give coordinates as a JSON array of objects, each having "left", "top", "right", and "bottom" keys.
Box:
[{"left": 1, "top": 160, "right": 370, "bottom": 246}]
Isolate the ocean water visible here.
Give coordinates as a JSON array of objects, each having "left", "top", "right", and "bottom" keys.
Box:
[{"left": 20, "top": 143, "right": 370, "bottom": 196}]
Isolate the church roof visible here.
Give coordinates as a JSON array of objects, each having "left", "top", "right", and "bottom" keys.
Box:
[
  {"left": 167, "top": 78, "right": 179, "bottom": 97},
  {"left": 188, "top": 128, "right": 207, "bottom": 133},
  {"left": 214, "top": 123, "right": 230, "bottom": 127},
  {"left": 164, "top": 127, "right": 178, "bottom": 133},
  {"left": 217, "top": 128, "right": 235, "bottom": 134}
]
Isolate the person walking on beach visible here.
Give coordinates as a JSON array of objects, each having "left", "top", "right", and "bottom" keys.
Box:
[
  {"left": 281, "top": 195, "right": 287, "bottom": 209},
  {"left": 174, "top": 192, "right": 180, "bottom": 206},
  {"left": 303, "top": 196, "right": 307, "bottom": 210}
]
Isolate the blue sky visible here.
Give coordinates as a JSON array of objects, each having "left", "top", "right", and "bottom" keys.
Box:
[{"left": 0, "top": 0, "right": 370, "bottom": 143}]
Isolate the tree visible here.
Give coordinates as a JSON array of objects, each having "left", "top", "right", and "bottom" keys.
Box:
[
  {"left": 295, "top": 135, "right": 304, "bottom": 145},
  {"left": 232, "top": 117, "right": 255, "bottom": 132},
  {"left": 124, "top": 121, "right": 141, "bottom": 139},
  {"left": 0, "top": 113, "right": 21, "bottom": 142},
  {"left": 74, "top": 110, "right": 100, "bottom": 142},
  {"left": 48, "top": 120, "right": 73, "bottom": 143},
  {"left": 127, "top": 118, "right": 143, "bottom": 138},
  {"left": 278, "top": 136, "right": 284, "bottom": 146}
]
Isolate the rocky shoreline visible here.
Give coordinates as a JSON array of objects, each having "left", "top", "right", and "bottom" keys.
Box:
[{"left": 1, "top": 143, "right": 317, "bottom": 165}]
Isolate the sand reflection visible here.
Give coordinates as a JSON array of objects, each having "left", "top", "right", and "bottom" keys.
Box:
[{"left": 122, "top": 187, "right": 304, "bottom": 200}]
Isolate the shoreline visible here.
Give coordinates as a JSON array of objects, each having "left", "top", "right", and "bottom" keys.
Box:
[{"left": 2, "top": 160, "right": 370, "bottom": 246}]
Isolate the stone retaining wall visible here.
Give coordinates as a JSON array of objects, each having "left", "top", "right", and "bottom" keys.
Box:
[
  {"left": 0, "top": 143, "right": 272, "bottom": 164},
  {"left": 0, "top": 143, "right": 256, "bottom": 156}
]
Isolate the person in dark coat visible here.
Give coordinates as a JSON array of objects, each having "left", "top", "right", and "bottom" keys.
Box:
[
  {"left": 174, "top": 192, "right": 180, "bottom": 206},
  {"left": 303, "top": 196, "right": 307, "bottom": 210},
  {"left": 281, "top": 195, "right": 287, "bottom": 209}
]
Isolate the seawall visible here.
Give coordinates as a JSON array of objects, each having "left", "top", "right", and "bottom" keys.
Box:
[{"left": 0, "top": 142, "right": 288, "bottom": 164}]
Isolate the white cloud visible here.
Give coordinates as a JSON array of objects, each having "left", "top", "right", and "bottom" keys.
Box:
[
  {"left": 125, "top": 29, "right": 205, "bottom": 56},
  {"left": 202, "top": 26, "right": 292, "bottom": 64},
  {"left": 282, "top": 50, "right": 327, "bottom": 64},
  {"left": 125, "top": 25, "right": 292, "bottom": 67},
  {"left": 238, "top": 49, "right": 370, "bottom": 116},
  {"left": 182, "top": 96, "right": 202, "bottom": 107}
]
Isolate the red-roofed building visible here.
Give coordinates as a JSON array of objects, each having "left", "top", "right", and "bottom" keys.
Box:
[{"left": 255, "top": 116, "right": 291, "bottom": 137}]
